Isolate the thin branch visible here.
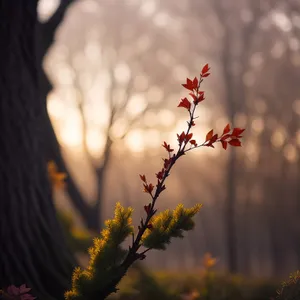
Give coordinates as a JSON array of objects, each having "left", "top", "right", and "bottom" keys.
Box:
[{"left": 38, "top": 0, "right": 77, "bottom": 57}]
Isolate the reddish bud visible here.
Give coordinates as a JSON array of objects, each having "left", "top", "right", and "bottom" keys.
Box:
[
  {"left": 144, "top": 203, "right": 152, "bottom": 215},
  {"left": 139, "top": 174, "right": 146, "bottom": 182},
  {"left": 162, "top": 141, "right": 174, "bottom": 153},
  {"left": 190, "top": 139, "right": 198, "bottom": 147},
  {"left": 156, "top": 168, "right": 164, "bottom": 180},
  {"left": 143, "top": 183, "right": 154, "bottom": 194},
  {"left": 163, "top": 158, "right": 171, "bottom": 169}
]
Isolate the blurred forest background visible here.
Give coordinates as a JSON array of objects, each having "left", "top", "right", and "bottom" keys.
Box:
[{"left": 39, "top": 0, "right": 300, "bottom": 279}]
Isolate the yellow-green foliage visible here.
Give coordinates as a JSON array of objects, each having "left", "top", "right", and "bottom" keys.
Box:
[
  {"left": 108, "top": 270, "right": 278, "bottom": 300},
  {"left": 65, "top": 203, "right": 134, "bottom": 300},
  {"left": 276, "top": 270, "right": 300, "bottom": 300},
  {"left": 142, "top": 203, "right": 202, "bottom": 250},
  {"left": 65, "top": 203, "right": 202, "bottom": 300}
]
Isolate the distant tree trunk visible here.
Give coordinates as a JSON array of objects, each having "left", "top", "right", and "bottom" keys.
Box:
[
  {"left": 0, "top": 3, "right": 75, "bottom": 299},
  {"left": 35, "top": 1, "right": 103, "bottom": 232},
  {"left": 221, "top": 35, "right": 238, "bottom": 274},
  {"left": 266, "top": 161, "right": 287, "bottom": 277}
]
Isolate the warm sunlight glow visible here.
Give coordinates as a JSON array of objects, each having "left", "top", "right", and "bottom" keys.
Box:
[
  {"left": 146, "top": 86, "right": 164, "bottom": 104},
  {"left": 47, "top": 93, "right": 65, "bottom": 119},
  {"left": 251, "top": 118, "right": 264, "bottom": 134},
  {"left": 59, "top": 111, "right": 82, "bottom": 148},
  {"left": 245, "top": 140, "right": 259, "bottom": 164},
  {"left": 56, "top": 64, "right": 75, "bottom": 85},
  {"left": 271, "top": 128, "right": 286, "bottom": 148},
  {"left": 157, "top": 109, "right": 176, "bottom": 127},
  {"left": 86, "top": 129, "right": 106, "bottom": 156},
  {"left": 125, "top": 129, "right": 145, "bottom": 153},
  {"left": 143, "top": 129, "right": 161, "bottom": 149},
  {"left": 114, "top": 62, "right": 131, "bottom": 84},
  {"left": 283, "top": 144, "right": 298, "bottom": 162},
  {"left": 126, "top": 94, "right": 147, "bottom": 117},
  {"left": 143, "top": 110, "right": 159, "bottom": 127},
  {"left": 84, "top": 42, "right": 102, "bottom": 62},
  {"left": 111, "top": 118, "right": 129, "bottom": 139}
]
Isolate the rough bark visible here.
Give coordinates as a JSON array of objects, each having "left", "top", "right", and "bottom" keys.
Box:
[{"left": 0, "top": 2, "right": 75, "bottom": 299}]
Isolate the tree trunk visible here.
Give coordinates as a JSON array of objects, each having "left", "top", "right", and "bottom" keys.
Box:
[
  {"left": 35, "top": 6, "right": 103, "bottom": 232},
  {"left": 0, "top": 3, "right": 75, "bottom": 299},
  {"left": 221, "top": 37, "right": 238, "bottom": 274}
]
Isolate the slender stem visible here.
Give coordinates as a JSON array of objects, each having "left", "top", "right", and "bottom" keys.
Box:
[{"left": 122, "top": 75, "right": 205, "bottom": 265}]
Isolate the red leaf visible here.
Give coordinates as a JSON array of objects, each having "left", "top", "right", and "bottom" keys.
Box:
[
  {"left": 221, "top": 134, "right": 231, "bottom": 141},
  {"left": 205, "top": 129, "right": 214, "bottom": 142},
  {"left": 192, "top": 76, "right": 198, "bottom": 88},
  {"left": 221, "top": 140, "right": 228, "bottom": 150},
  {"left": 182, "top": 78, "right": 194, "bottom": 91},
  {"left": 193, "top": 91, "right": 205, "bottom": 105},
  {"left": 178, "top": 97, "right": 191, "bottom": 111},
  {"left": 189, "top": 93, "right": 198, "bottom": 103},
  {"left": 185, "top": 133, "right": 193, "bottom": 142},
  {"left": 156, "top": 168, "right": 164, "bottom": 180},
  {"left": 143, "top": 183, "right": 154, "bottom": 194},
  {"left": 205, "top": 143, "right": 215, "bottom": 148},
  {"left": 202, "top": 73, "right": 210, "bottom": 77},
  {"left": 144, "top": 203, "right": 151, "bottom": 214},
  {"left": 177, "top": 131, "right": 186, "bottom": 145},
  {"left": 223, "top": 124, "right": 230, "bottom": 135},
  {"left": 139, "top": 174, "right": 146, "bottom": 182},
  {"left": 201, "top": 64, "right": 210, "bottom": 75},
  {"left": 163, "top": 158, "right": 172, "bottom": 169},
  {"left": 211, "top": 134, "right": 218, "bottom": 143},
  {"left": 228, "top": 139, "right": 241, "bottom": 147},
  {"left": 148, "top": 183, "right": 154, "bottom": 193},
  {"left": 232, "top": 128, "right": 245, "bottom": 137},
  {"left": 198, "top": 91, "right": 205, "bottom": 102}
]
